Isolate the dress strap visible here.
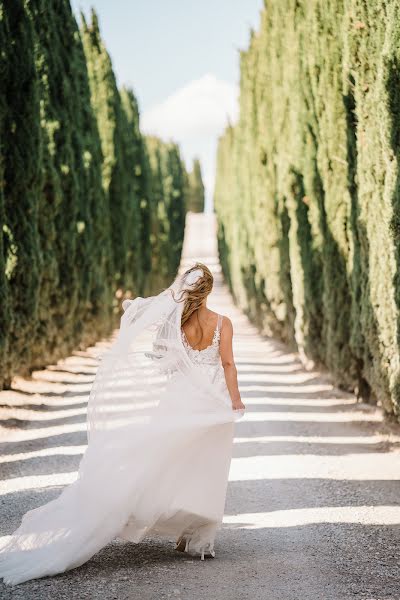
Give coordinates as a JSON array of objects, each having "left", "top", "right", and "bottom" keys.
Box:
[{"left": 216, "top": 314, "right": 222, "bottom": 332}]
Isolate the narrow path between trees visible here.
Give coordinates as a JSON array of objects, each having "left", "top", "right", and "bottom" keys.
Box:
[{"left": 1, "top": 213, "right": 399, "bottom": 600}]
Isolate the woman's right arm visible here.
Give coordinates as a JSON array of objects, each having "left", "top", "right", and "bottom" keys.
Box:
[{"left": 220, "top": 317, "right": 245, "bottom": 411}]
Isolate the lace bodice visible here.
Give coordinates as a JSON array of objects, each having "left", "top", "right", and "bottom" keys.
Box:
[{"left": 181, "top": 314, "right": 222, "bottom": 365}]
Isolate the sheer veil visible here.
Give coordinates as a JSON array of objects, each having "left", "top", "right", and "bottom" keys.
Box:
[{"left": 86, "top": 267, "right": 237, "bottom": 443}]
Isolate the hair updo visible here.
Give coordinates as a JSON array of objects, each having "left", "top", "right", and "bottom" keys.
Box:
[{"left": 180, "top": 262, "right": 213, "bottom": 326}]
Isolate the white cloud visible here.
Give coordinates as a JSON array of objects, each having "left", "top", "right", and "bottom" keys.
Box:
[{"left": 141, "top": 74, "right": 238, "bottom": 212}]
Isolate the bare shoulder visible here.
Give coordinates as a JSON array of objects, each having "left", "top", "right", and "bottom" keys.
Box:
[{"left": 220, "top": 315, "right": 233, "bottom": 333}]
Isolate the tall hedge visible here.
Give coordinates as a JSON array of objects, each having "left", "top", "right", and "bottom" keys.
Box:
[
  {"left": 0, "top": 2, "right": 187, "bottom": 389},
  {"left": 145, "top": 135, "right": 188, "bottom": 292},
  {"left": 0, "top": 0, "right": 42, "bottom": 386},
  {"left": 214, "top": 0, "right": 400, "bottom": 419},
  {"left": 187, "top": 158, "right": 205, "bottom": 213},
  {"left": 80, "top": 11, "right": 140, "bottom": 294},
  {"left": 29, "top": 0, "right": 112, "bottom": 369},
  {"left": 120, "top": 87, "right": 152, "bottom": 294}
]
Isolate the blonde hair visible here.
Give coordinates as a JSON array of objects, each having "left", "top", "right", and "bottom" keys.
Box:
[{"left": 179, "top": 262, "right": 213, "bottom": 326}]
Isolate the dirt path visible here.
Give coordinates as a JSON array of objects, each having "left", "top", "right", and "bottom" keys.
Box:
[{"left": 1, "top": 213, "right": 400, "bottom": 600}]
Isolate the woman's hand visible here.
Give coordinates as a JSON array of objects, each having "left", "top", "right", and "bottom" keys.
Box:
[{"left": 232, "top": 399, "right": 246, "bottom": 411}]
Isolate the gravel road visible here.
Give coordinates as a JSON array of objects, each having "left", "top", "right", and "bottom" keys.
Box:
[{"left": 0, "top": 213, "right": 399, "bottom": 600}]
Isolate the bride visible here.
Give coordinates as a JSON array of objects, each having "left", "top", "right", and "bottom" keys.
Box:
[{"left": 0, "top": 262, "right": 245, "bottom": 585}]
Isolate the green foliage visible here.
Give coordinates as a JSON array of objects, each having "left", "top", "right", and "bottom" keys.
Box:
[
  {"left": 145, "top": 135, "right": 188, "bottom": 292},
  {"left": 0, "top": 3, "right": 187, "bottom": 389},
  {"left": 120, "top": 87, "right": 152, "bottom": 294},
  {"left": 81, "top": 11, "right": 138, "bottom": 292},
  {"left": 187, "top": 158, "right": 205, "bottom": 213},
  {"left": 27, "top": 0, "right": 113, "bottom": 368},
  {"left": 0, "top": 0, "right": 41, "bottom": 385},
  {"left": 214, "top": 0, "right": 400, "bottom": 418}
]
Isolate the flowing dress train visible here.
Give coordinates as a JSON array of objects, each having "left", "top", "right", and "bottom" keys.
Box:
[{"left": 0, "top": 271, "right": 241, "bottom": 585}]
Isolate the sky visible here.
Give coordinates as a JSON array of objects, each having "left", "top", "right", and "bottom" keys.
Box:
[{"left": 71, "top": 0, "right": 264, "bottom": 212}]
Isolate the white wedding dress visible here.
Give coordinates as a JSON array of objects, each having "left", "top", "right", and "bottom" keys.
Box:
[{"left": 0, "top": 269, "right": 242, "bottom": 585}]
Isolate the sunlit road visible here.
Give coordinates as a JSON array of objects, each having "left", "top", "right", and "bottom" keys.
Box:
[{"left": 1, "top": 213, "right": 400, "bottom": 599}]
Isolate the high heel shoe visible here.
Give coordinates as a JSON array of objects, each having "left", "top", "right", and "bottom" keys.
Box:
[
  {"left": 175, "top": 536, "right": 215, "bottom": 560},
  {"left": 200, "top": 544, "right": 216, "bottom": 560},
  {"left": 175, "top": 536, "right": 187, "bottom": 553}
]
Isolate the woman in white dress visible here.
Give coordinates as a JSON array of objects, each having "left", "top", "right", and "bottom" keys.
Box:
[{"left": 0, "top": 263, "right": 245, "bottom": 585}]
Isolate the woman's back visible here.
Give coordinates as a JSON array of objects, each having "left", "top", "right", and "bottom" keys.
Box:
[
  {"left": 181, "top": 309, "right": 221, "bottom": 351},
  {"left": 181, "top": 310, "right": 223, "bottom": 368}
]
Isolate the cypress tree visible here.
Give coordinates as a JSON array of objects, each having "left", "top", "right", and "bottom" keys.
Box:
[
  {"left": 28, "top": 0, "right": 112, "bottom": 366},
  {"left": 120, "top": 87, "right": 151, "bottom": 295},
  {"left": 162, "top": 142, "right": 187, "bottom": 274},
  {"left": 145, "top": 135, "right": 188, "bottom": 291},
  {"left": 187, "top": 158, "right": 205, "bottom": 213},
  {"left": 0, "top": 2, "right": 188, "bottom": 389},
  {"left": 81, "top": 10, "right": 140, "bottom": 295},
  {"left": 0, "top": 0, "right": 41, "bottom": 383},
  {"left": 145, "top": 135, "right": 167, "bottom": 291},
  {"left": 214, "top": 0, "right": 400, "bottom": 419}
]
